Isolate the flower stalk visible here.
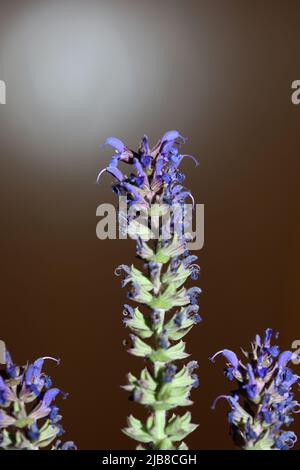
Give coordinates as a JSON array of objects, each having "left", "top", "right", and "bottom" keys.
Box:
[{"left": 99, "top": 131, "right": 201, "bottom": 449}]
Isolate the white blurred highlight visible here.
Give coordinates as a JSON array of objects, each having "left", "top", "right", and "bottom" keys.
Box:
[{"left": 0, "top": 1, "right": 168, "bottom": 162}]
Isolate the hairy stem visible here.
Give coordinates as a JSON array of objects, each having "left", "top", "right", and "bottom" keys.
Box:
[{"left": 153, "top": 409, "right": 170, "bottom": 449}]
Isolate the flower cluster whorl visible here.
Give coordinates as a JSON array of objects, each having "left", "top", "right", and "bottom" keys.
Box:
[
  {"left": 0, "top": 349, "right": 76, "bottom": 450},
  {"left": 211, "top": 328, "right": 300, "bottom": 450}
]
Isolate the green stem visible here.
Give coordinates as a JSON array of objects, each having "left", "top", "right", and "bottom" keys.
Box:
[
  {"left": 154, "top": 409, "right": 166, "bottom": 441},
  {"left": 153, "top": 409, "right": 174, "bottom": 449}
]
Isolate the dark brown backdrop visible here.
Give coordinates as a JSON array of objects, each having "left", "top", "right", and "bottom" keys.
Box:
[{"left": 0, "top": 0, "right": 300, "bottom": 449}]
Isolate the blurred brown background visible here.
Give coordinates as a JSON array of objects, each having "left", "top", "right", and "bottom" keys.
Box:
[{"left": 0, "top": 0, "right": 300, "bottom": 449}]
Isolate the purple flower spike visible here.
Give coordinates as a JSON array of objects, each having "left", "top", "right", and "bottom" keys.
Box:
[
  {"left": 100, "top": 132, "right": 200, "bottom": 450},
  {"left": 212, "top": 329, "right": 300, "bottom": 450},
  {"left": 0, "top": 348, "right": 75, "bottom": 450}
]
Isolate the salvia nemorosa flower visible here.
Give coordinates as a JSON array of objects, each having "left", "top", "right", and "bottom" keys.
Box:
[
  {"left": 0, "top": 349, "right": 76, "bottom": 450},
  {"left": 99, "top": 131, "right": 201, "bottom": 450},
  {"left": 98, "top": 131, "right": 198, "bottom": 210},
  {"left": 211, "top": 328, "right": 300, "bottom": 450}
]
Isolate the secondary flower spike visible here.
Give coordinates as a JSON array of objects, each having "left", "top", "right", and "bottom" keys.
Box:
[
  {"left": 211, "top": 329, "right": 300, "bottom": 450},
  {"left": 99, "top": 131, "right": 201, "bottom": 450},
  {"left": 0, "top": 347, "right": 76, "bottom": 450}
]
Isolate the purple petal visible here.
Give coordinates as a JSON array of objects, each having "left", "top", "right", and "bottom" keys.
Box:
[
  {"left": 106, "top": 166, "right": 124, "bottom": 182},
  {"left": 141, "top": 155, "right": 151, "bottom": 168},
  {"left": 161, "top": 140, "right": 176, "bottom": 155},
  {"left": 42, "top": 388, "right": 60, "bottom": 407},
  {"left": 133, "top": 158, "right": 146, "bottom": 178},
  {"left": 247, "top": 364, "right": 256, "bottom": 385},
  {"left": 161, "top": 130, "right": 183, "bottom": 143},
  {"left": 32, "top": 358, "right": 44, "bottom": 379},
  {"left": 171, "top": 185, "right": 184, "bottom": 195},
  {"left": 41, "top": 356, "right": 60, "bottom": 365},
  {"left": 139, "top": 135, "right": 150, "bottom": 155},
  {"left": 174, "top": 191, "right": 191, "bottom": 202},
  {"left": 263, "top": 328, "right": 273, "bottom": 347},
  {"left": 278, "top": 351, "right": 294, "bottom": 368},
  {"left": 97, "top": 166, "right": 124, "bottom": 183},
  {"left": 255, "top": 334, "right": 261, "bottom": 347},
  {"left": 210, "top": 349, "right": 239, "bottom": 369},
  {"left": 96, "top": 168, "right": 107, "bottom": 183},
  {"left": 122, "top": 183, "right": 144, "bottom": 203},
  {"left": 104, "top": 137, "right": 126, "bottom": 153},
  {"left": 114, "top": 264, "right": 131, "bottom": 276},
  {"left": 154, "top": 157, "right": 165, "bottom": 176},
  {"left": 5, "top": 351, "right": 13, "bottom": 367},
  {"left": 211, "top": 394, "right": 238, "bottom": 410}
]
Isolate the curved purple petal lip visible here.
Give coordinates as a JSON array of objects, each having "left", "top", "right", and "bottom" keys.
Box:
[
  {"left": 180, "top": 154, "right": 199, "bottom": 166},
  {"left": 277, "top": 351, "right": 295, "bottom": 368},
  {"left": 103, "top": 137, "right": 126, "bottom": 153},
  {"left": 97, "top": 166, "right": 124, "bottom": 183},
  {"left": 211, "top": 394, "right": 238, "bottom": 410},
  {"left": 161, "top": 130, "right": 184, "bottom": 143},
  {"left": 40, "top": 356, "right": 60, "bottom": 365},
  {"left": 42, "top": 388, "right": 60, "bottom": 407},
  {"left": 133, "top": 158, "right": 146, "bottom": 178},
  {"left": 246, "top": 364, "right": 256, "bottom": 384},
  {"left": 0, "top": 375, "right": 7, "bottom": 389},
  {"left": 210, "top": 349, "right": 239, "bottom": 370}
]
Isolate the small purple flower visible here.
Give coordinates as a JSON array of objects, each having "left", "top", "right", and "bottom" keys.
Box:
[
  {"left": 243, "top": 364, "right": 257, "bottom": 400},
  {"left": 158, "top": 332, "right": 170, "bottom": 350},
  {"left": 191, "top": 374, "right": 199, "bottom": 389},
  {"left": 162, "top": 364, "right": 177, "bottom": 383},
  {"left": 27, "top": 422, "right": 40, "bottom": 442},
  {"left": 0, "top": 377, "right": 9, "bottom": 406},
  {"left": 275, "top": 431, "right": 297, "bottom": 450},
  {"left": 53, "top": 440, "right": 77, "bottom": 450},
  {"left": 151, "top": 309, "right": 161, "bottom": 325},
  {"left": 174, "top": 311, "right": 184, "bottom": 327},
  {"left": 210, "top": 349, "right": 239, "bottom": 370},
  {"left": 187, "top": 287, "right": 202, "bottom": 305}
]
